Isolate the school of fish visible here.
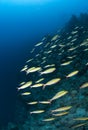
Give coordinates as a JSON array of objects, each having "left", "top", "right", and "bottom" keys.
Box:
[{"left": 18, "top": 23, "right": 88, "bottom": 129}]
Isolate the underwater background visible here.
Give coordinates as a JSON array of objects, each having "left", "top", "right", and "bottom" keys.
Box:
[{"left": 0, "top": 0, "right": 88, "bottom": 129}]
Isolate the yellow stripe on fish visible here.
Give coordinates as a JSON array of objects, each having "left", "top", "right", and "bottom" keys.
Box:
[
  {"left": 42, "top": 118, "right": 55, "bottom": 122},
  {"left": 51, "top": 106, "right": 72, "bottom": 113},
  {"left": 43, "top": 78, "right": 61, "bottom": 89},
  {"left": 30, "top": 83, "right": 44, "bottom": 88},
  {"left": 80, "top": 82, "right": 88, "bottom": 89},
  {"left": 27, "top": 101, "right": 38, "bottom": 105},
  {"left": 21, "top": 92, "right": 31, "bottom": 96},
  {"left": 66, "top": 70, "right": 79, "bottom": 78},
  {"left": 73, "top": 117, "right": 88, "bottom": 121},
  {"left": 50, "top": 90, "right": 68, "bottom": 102},
  {"left": 52, "top": 112, "right": 69, "bottom": 116},
  {"left": 30, "top": 110, "right": 45, "bottom": 114},
  {"left": 26, "top": 67, "right": 41, "bottom": 74},
  {"left": 40, "top": 68, "right": 56, "bottom": 75},
  {"left": 17, "top": 81, "right": 32, "bottom": 90}
]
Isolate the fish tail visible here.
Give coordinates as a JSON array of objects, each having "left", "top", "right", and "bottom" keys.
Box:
[
  {"left": 66, "top": 76, "right": 69, "bottom": 79},
  {"left": 26, "top": 71, "right": 28, "bottom": 75},
  {"left": 42, "top": 84, "right": 46, "bottom": 89},
  {"left": 50, "top": 110, "right": 53, "bottom": 114},
  {"left": 30, "top": 112, "right": 32, "bottom": 115},
  {"left": 39, "top": 72, "right": 42, "bottom": 76},
  {"left": 48, "top": 99, "right": 52, "bottom": 104},
  {"left": 30, "top": 86, "right": 32, "bottom": 88},
  {"left": 17, "top": 88, "right": 20, "bottom": 91}
]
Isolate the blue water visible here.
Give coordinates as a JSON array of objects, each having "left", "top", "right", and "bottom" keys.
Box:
[{"left": 0, "top": 0, "right": 88, "bottom": 126}]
